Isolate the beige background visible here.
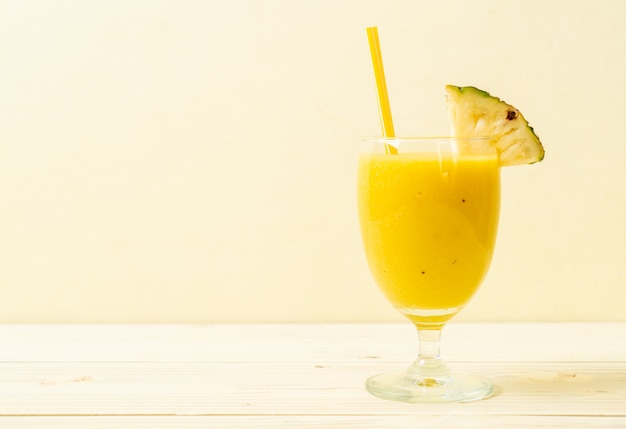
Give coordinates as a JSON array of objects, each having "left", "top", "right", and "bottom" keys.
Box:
[{"left": 1, "top": 0, "right": 624, "bottom": 323}]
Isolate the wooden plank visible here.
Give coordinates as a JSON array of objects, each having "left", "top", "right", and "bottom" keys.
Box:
[
  {"left": 0, "top": 362, "right": 624, "bottom": 417},
  {"left": 1, "top": 323, "right": 625, "bottom": 363},
  {"left": 1, "top": 323, "right": 624, "bottom": 426},
  {"left": 1, "top": 415, "right": 626, "bottom": 429}
]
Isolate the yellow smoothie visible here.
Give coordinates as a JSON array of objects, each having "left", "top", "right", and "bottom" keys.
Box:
[{"left": 357, "top": 149, "right": 500, "bottom": 327}]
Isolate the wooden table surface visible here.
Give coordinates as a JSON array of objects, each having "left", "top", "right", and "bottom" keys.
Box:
[{"left": 0, "top": 323, "right": 624, "bottom": 428}]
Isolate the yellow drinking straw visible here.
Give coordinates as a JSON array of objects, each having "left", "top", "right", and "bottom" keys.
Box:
[{"left": 366, "top": 26, "right": 397, "bottom": 154}]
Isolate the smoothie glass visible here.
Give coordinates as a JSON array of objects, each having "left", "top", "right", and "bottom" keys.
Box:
[{"left": 357, "top": 136, "right": 500, "bottom": 402}]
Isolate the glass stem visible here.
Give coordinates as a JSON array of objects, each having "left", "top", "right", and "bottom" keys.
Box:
[{"left": 408, "top": 327, "right": 450, "bottom": 382}]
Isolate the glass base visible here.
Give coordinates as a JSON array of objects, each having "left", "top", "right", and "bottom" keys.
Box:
[{"left": 366, "top": 370, "right": 494, "bottom": 403}]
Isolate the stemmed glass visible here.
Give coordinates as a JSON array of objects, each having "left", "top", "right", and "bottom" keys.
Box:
[{"left": 357, "top": 136, "right": 501, "bottom": 402}]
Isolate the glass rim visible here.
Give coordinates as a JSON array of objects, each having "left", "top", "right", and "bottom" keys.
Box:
[
  {"left": 362, "top": 135, "right": 495, "bottom": 143},
  {"left": 360, "top": 135, "right": 499, "bottom": 156}
]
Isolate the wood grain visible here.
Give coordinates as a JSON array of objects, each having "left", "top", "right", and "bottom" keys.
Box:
[{"left": 0, "top": 324, "right": 624, "bottom": 427}]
